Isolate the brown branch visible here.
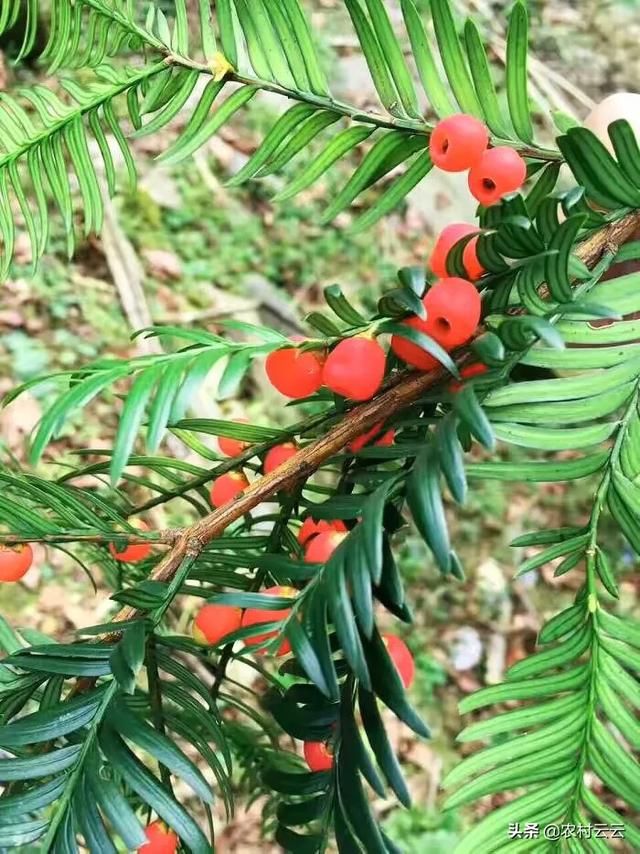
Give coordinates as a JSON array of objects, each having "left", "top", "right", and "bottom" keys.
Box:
[
  {"left": 577, "top": 211, "right": 640, "bottom": 266},
  {"left": 103, "top": 208, "right": 640, "bottom": 630},
  {"left": 109, "top": 363, "right": 449, "bottom": 626}
]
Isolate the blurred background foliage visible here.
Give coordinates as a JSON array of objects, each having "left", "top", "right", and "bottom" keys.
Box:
[{"left": 0, "top": 0, "right": 638, "bottom": 849}]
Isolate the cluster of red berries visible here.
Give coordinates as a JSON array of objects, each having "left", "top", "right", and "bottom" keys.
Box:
[
  {"left": 193, "top": 585, "right": 296, "bottom": 656},
  {"left": 263, "top": 294, "right": 485, "bottom": 412},
  {"left": 429, "top": 114, "right": 527, "bottom": 207},
  {"left": 210, "top": 416, "right": 398, "bottom": 512},
  {"left": 0, "top": 544, "right": 34, "bottom": 583},
  {"left": 210, "top": 421, "right": 300, "bottom": 510},
  {"left": 190, "top": 514, "right": 352, "bottom": 653},
  {"left": 391, "top": 276, "right": 482, "bottom": 371},
  {"left": 266, "top": 335, "right": 386, "bottom": 403},
  {"left": 300, "top": 517, "right": 347, "bottom": 564}
]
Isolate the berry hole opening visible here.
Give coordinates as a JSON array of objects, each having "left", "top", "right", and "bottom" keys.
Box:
[
  {"left": 434, "top": 317, "right": 451, "bottom": 333},
  {"left": 482, "top": 178, "right": 496, "bottom": 192}
]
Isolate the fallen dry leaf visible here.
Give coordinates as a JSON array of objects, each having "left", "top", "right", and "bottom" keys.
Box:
[{"left": 142, "top": 248, "right": 183, "bottom": 281}]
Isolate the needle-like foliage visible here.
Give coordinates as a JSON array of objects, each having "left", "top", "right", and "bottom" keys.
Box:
[{"left": 0, "top": 2, "right": 638, "bottom": 852}]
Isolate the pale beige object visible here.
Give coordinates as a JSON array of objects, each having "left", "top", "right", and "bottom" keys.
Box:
[{"left": 583, "top": 92, "right": 640, "bottom": 150}]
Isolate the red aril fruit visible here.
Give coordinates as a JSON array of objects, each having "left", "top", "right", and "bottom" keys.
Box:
[
  {"left": 424, "top": 278, "right": 482, "bottom": 349},
  {"left": 109, "top": 521, "right": 152, "bottom": 564},
  {"left": 298, "top": 518, "right": 347, "bottom": 547},
  {"left": 305, "top": 530, "right": 347, "bottom": 564},
  {"left": 192, "top": 604, "right": 242, "bottom": 646},
  {"left": 391, "top": 278, "right": 482, "bottom": 370},
  {"left": 391, "top": 315, "right": 439, "bottom": 372},
  {"left": 218, "top": 419, "right": 250, "bottom": 457},
  {"left": 263, "top": 442, "right": 298, "bottom": 474},
  {"left": 304, "top": 740, "right": 334, "bottom": 772},
  {"left": 348, "top": 423, "right": 395, "bottom": 453},
  {"left": 265, "top": 347, "right": 324, "bottom": 399},
  {"left": 0, "top": 544, "right": 33, "bottom": 582},
  {"left": 383, "top": 634, "right": 415, "bottom": 689},
  {"left": 430, "top": 223, "right": 485, "bottom": 281},
  {"left": 210, "top": 471, "right": 249, "bottom": 508},
  {"left": 322, "top": 337, "right": 386, "bottom": 401},
  {"left": 348, "top": 422, "right": 383, "bottom": 453},
  {"left": 449, "top": 361, "right": 489, "bottom": 392},
  {"left": 375, "top": 428, "right": 395, "bottom": 448},
  {"left": 460, "top": 362, "right": 489, "bottom": 380},
  {"left": 468, "top": 146, "right": 527, "bottom": 206},
  {"left": 241, "top": 585, "right": 296, "bottom": 656},
  {"left": 429, "top": 114, "right": 489, "bottom": 172},
  {"left": 140, "top": 821, "right": 178, "bottom": 853}
]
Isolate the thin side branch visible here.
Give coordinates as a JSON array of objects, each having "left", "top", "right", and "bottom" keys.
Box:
[
  {"left": 0, "top": 531, "right": 180, "bottom": 546},
  {"left": 171, "top": 55, "right": 562, "bottom": 162}
]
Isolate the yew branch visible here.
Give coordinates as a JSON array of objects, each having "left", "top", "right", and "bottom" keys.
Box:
[{"left": 103, "top": 208, "right": 640, "bottom": 628}]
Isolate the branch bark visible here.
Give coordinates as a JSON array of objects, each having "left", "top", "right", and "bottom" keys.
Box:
[{"left": 107, "top": 209, "right": 640, "bottom": 629}]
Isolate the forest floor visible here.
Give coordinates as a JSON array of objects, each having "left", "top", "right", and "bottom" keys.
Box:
[{"left": 0, "top": 1, "right": 639, "bottom": 851}]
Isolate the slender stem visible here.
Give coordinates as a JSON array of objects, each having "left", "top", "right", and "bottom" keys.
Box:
[
  {"left": 172, "top": 58, "right": 561, "bottom": 161},
  {"left": 146, "top": 636, "right": 175, "bottom": 794},
  {"left": 563, "top": 381, "right": 639, "bottom": 820},
  {"left": 0, "top": 532, "right": 179, "bottom": 546},
  {"left": 40, "top": 683, "right": 118, "bottom": 849}
]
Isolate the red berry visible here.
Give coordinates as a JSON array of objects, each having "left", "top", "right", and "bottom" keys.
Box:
[
  {"left": 265, "top": 347, "right": 324, "bottom": 399},
  {"left": 322, "top": 337, "right": 386, "bottom": 401},
  {"left": 383, "top": 634, "right": 415, "bottom": 689},
  {"left": 391, "top": 278, "right": 482, "bottom": 371},
  {"left": 348, "top": 422, "right": 383, "bottom": 453},
  {"left": 0, "top": 544, "right": 33, "bottom": 582},
  {"left": 210, "top": 471, "right": 249, "bottom": 508},
  {"left": 449, "top": 361, "right": 489, "bottom": 392},
  {"left": 460, "top": 362, "right": 489, "bottom": 380},
  {"left": 468, "top": 146, "right": 527, "bottom": 206},
  {"left": 140, "top": 821, "right": 178, "bottom": 853},
  {"left": 241, "top": 585, "right": 296, "bottom": 656},
  {"left": 348, "top": 423, "right": 395, "bottom": 453},
  {"left": 429, "top": 114, "right": 489, "bottom": 172},
  {"left": 305, "top": 530, "right": 347, "bottom": 564},
  {"left": 263, "top": 442, "right": 298, "bottom": 474},
  {"left": 423, "top": 278, "right": 482, "bottom": 349},
  {"left": 391, "top": 315, "right": 439, "bottom": 372},
  {"left": 430, "top": 223, "right": 485, "bottom": 281},
  {"left": 298, "top": 518, "right": 347, "bottom": 547},
  {"left": 304, "top": 740, "right": 334, "bottom": 772},
  {"left": 376, "top": 429, "right": 396, "bottom": 448},
  {"left": 192, "top": 604, "right": 242, "bottom": 646},
  {"left": 109, "top": 521, "right": 152, "bottom": 564},
  {"left": 218, "top": 419, "right": 250, "bottom": 457}
]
